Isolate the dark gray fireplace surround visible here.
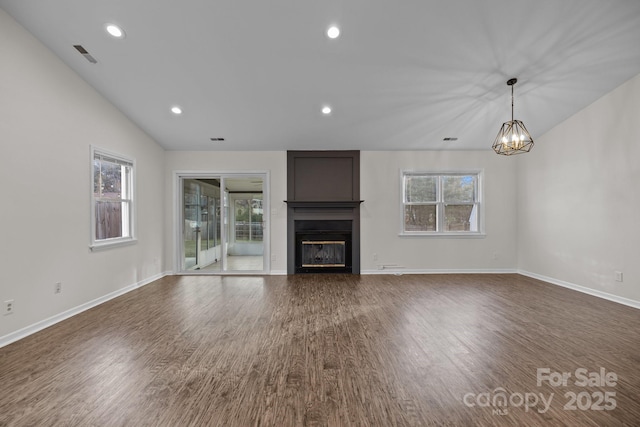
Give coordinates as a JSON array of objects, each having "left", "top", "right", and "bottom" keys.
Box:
[{"left": 286, "top": 150, "right": 362, "bottom": 274}]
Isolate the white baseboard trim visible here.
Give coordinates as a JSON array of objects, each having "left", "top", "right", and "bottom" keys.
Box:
[
  {"left": 0, "top": 271, "right": 169, "bottom": 349},
  {"left": 361, "top": 268, "right": 518, "bottom": 275},
  {"left": 269, "top": 270, "right": 288, "bottom": 276},
  {"left": 518, "top": 270, "right": 640, "bottom": 310}
]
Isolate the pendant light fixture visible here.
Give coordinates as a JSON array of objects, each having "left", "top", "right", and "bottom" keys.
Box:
[{"left": 492, "top": 78, "right": 534, "bottom": 155}]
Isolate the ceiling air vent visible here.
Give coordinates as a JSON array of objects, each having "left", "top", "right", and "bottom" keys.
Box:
[
  {"left": 73, "top": 45, "right": 97, "bottom": 64},
  {"left": 443, "top": 137, "right": 458, "bottom": 141},
  {"left": 210, "top": 137, "right": 225, "bottom": 142}
]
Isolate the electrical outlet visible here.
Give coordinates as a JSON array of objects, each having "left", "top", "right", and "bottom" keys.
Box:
[
  {"left": 271, "top": 254, "right": 277, "bottom": 262},
  {"left": 373, "top": 253, "right": 378, "bottom": 261},
  {"left": 615, "top": 271, "right": 623, "bottom": 282},
  {"left": 4, "top": 300, "right": 14, "bottom": 315},
  {"left": 54, "top": 282, "right": 62, "bottom": 294}
]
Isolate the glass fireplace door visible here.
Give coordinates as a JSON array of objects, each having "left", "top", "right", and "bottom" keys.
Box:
[{"left": 301, "top": 241, "right": 346, "bottom": 267}]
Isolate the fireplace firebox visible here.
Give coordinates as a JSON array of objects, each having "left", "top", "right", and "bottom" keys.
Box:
[{"left": 294, "top": 219, "right": 352, "bottom": 273}]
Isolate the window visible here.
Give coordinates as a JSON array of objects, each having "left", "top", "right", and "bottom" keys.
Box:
[
  {"left": 401, "top": 171, "right": 482, "bottom": 236},
  {"left": 234, "top": 195, "right": 264, "bottom": 242},
  {"left": 91, "top": 147, "right": 135, "bottom": 249}
]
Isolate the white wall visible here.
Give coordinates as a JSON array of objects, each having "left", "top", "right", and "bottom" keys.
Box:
[
  {"left": 517, "top": 73, "right": 640, "bottom": 303},
  {"left": 0, "top": 10, "right": 166, "bottom": 342},
  {"left": 165, "top": 150, "right": 517, "bottom": 275},
  {"left": 164, "top": 151, "right": 287, "bottom": 273},
  {"left": 361, "top": 151, "right": 518, "bottom": 272}
]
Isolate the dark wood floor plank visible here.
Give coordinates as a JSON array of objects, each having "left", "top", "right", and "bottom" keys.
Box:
[{"left": 1, "top": 273, "right": 639, "bottom": 426}]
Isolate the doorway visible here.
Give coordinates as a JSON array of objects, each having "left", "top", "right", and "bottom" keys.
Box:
[{"left": 176, "top": 173, "right": 269, "bottom": 274}]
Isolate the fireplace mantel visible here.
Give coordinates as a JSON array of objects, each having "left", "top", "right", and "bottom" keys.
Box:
[{"left": 284, "top": 200, "right": 363, "bottom": 208}]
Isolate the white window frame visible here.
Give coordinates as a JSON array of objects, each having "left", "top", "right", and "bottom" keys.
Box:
[
  {"left": 400, "top": 170, "right": 485, "bottom": 238},
  {"left": 90, "top": 146, "right": 137, "bottom": 250}
]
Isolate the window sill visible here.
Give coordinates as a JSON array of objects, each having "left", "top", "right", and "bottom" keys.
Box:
[
  {"left": 398, "top": 232, "right": 486, "bottom": 239},
  {"left": 90, "top": 238, "right": 138, "bottom": 251}
]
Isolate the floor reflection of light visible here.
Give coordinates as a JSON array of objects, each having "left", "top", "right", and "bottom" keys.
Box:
[
  {"left": 220, "top": 276, "right": 265, "bottom": 296},
  {"left": 387, "top": 290, "right": 501, "bottom": 398},
  {"left": 86, "top": 334, "right": 141, "bottom": 405},
  {"left": 172, "top": 276, "right": 267, "bottom": 328}
]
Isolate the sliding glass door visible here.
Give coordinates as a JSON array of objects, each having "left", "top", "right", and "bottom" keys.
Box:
[
  {"left": 183, "top": 178, "right": 222, "bottom": 271},
  {"left": 178, "top": 173, "right": 268, "bottom": 274}
]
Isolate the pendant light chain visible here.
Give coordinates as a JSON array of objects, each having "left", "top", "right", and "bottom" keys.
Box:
[{"left": 511, "top": 84, "right": 514, "bottom": 122}]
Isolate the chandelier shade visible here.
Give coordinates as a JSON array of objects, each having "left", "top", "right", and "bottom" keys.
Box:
[
  {"left": 492, "top": 119, "right": 534, "bottom": 155},
  {"left": 492, "top": 78, "right": 534, "bottom": 155}
]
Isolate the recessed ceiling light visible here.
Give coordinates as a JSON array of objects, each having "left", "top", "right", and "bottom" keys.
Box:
[
  {"left": 327, "top": 26, "right": 340, "bottom": 39},
  {"left": 322, "top": 106, "right": 332, "bottom": 115},
  {"left": 105, "top": 24, "right": 125, "bottom": 39},
  {"left": 171, "top": 106, "right": 183, "bottom": 115}
]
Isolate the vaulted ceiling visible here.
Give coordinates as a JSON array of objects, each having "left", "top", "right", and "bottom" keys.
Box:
[{"left": 2, "top": 0, "right": 640, "bottom": 151}]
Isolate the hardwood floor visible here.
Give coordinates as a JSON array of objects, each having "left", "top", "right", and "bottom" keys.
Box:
[{"left": 1, "top": 274, "right": 639, "bottom": 426}]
